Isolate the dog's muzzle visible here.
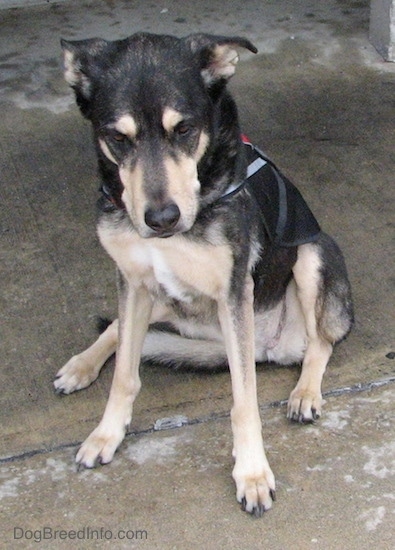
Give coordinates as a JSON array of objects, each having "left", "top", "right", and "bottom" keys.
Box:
[{"left": 144, "top": 203, "right": 181, "bottom": 237}]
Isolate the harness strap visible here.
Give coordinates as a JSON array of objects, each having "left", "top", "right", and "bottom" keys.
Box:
[{"left": 219, "top": 134, "right": 321, "bottom": 247}]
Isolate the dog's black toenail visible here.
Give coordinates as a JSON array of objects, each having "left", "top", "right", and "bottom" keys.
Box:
[{"left": 254, "top": 504, "right": 265, "bottom": 518}]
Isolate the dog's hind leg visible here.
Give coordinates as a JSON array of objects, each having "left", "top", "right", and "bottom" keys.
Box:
[
  {"left": 218, "top": 274, "right": 275, "bottom": 517},
  {"left": 287, "top": 238, "right": 352, "bottom": 423},
  {"left": 54, "top": 320, "right": 118, "bottom": 394},
  {"left": 76, "top": 275, "right": 153, "bottom": 468}
]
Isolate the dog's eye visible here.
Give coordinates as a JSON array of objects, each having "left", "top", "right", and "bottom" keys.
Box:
[
  {"left": 112, "top": 132, "right": 127, "bottom": 143},
  {"left": 174, "top": 122, "right": 193, "bottom": 136}
]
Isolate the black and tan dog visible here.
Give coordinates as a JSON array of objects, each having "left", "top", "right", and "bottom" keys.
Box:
[{"left": 55, "top": 33, "right": 353, "bottom": 517}]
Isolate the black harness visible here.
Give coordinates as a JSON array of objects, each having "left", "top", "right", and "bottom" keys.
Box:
[{"left": 217, "top": 136, "right": 321, "bottom": 247}]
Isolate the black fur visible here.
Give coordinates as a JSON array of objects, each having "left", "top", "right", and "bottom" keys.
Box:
[
  {"left": 62, "top": 30, "right": 353, "bottom": 336},
  {"left": 57, "top": 32, "right": 354, "bottom": 517}
]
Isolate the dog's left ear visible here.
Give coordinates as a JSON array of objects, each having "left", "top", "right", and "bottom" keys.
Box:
[{"left": 184, "top": 34, "right": 257, "bottom": 86}]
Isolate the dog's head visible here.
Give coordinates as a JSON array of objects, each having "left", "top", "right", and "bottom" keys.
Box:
[{"left": 62, "top": 33, "right": 257, "bottom": 237}]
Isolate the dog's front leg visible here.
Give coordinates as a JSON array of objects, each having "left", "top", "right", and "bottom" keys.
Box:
[
  {"left": 76, "top": 271, "right": 153, "bottom": 468},
  {"left": 218, "top": 275, "right": 275, "bottom": 517}
]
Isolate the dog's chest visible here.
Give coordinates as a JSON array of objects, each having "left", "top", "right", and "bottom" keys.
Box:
[
  {"left": 98, "top": 223, "right": 233, "bottom": 303},
  {"left": 127, "top": 241, "right": 194, "bottom": 302}
]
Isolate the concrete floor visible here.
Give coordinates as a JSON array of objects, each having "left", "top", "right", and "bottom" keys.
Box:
[{"left": 0, "top": 1, "right": 394, "bottom": 548}]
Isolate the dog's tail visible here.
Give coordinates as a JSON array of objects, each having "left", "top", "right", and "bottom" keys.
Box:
[
  {"left": 97, "top": 317, "right": 228, "bottom": 370},
  {"left": 142, "top": 327, "right": 228, "bottom": 371}
]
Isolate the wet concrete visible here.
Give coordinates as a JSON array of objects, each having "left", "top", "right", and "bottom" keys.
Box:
[{"left": 0, "top": 1, "right": 394, "bottom": 548}]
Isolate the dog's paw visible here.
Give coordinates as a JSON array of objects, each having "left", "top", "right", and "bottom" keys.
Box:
[
  {"left": 54, "top": 355, "right": 100, "bottom": 395},
  {"left": 76, "top": 425, "right": 125, "bottom": 469},
  {"left": 287, "top": 387, "right": 323, "bottom": 423},
  {"left": 233, "top": 465, "right": 276, "bottom": 517}
]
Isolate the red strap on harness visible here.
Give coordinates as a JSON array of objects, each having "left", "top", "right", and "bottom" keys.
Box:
[{"left": 241, "top": 133, "right": 252, "bottom": 145}]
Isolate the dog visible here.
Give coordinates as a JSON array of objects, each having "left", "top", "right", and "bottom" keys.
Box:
[{"left": 55, "top": 32, "right": 353, "bottom": 517}]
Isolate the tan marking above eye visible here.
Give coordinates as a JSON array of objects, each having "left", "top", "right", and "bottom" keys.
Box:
[
  {"left": 162, "top": 107, "right": 185, "bottom": 133},
  {"left": 114, "top": 114, "right": 138, "bottom": 140}
]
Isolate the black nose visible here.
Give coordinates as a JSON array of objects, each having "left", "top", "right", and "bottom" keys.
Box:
[{"left": 144, "top": 203, "right": 181, "bottom": 234}]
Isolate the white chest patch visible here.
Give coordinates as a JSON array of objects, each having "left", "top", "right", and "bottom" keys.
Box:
[
  {"left": 116, "top": 239, "right": 191, "bottom": 301},
  {"left": 98, "top": 221, "right": 233, "bottom": 303},
  {"left": 143, "top": 246, "right": 193, "bottom": 302}
]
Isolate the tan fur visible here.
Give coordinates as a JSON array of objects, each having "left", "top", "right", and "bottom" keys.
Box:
[
  {"left": 288, "top": 244, "right": 333, "bottom": 421},
  {"left": 76, "top": 287, "right": 152, "bottom": 467},
  {"left": 58, "top": 221, "right": 239, "bottom": 468},
  {"left": 119, "top": 162, "right": 146, "bottom": 234},
  {"left": 114, "top": 114, "right": 138, "bottom": 140},
  {"left": 54, "top": 229, "right": 332, "bottom": 509},
  {"left": 162, "top": 107, "right": 184, "bottom": 133},
  {"left": 63, "top": 49, "right": 90, "bottom": 97},
  {"left": 58, "top": 227, "right": 275, "bottom": 509},
  {"left": 217, "top": 275, "right": 275, "bottom": 511},
  {"left": 195, "top": 130, "right": 210, "bottom": 161},
  {"left": 63, "top": 49, "right": 78, "bottom": 86},
  {"left": 55, "top": 320, "right": 118, "bottom": 393},
  {"left": 164, "top": 154, "right": 200, "bottom": 231},
  {"left": 201, "top": 44, "right": 240, "bottom": 84},
  {"left": 98, "top": 221, "right": 234, "bottom": 300},
  {"left": 98, "top": 138, "right": 118, "bottom": 165},
  {"left": 163, "top": 130, "right": 209, "bottom": 232}
]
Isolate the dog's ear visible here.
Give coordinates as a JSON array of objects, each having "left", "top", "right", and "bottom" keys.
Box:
[
  {"left": 184, "top": 34, "right": 257, "bottom": 86},
  {"left": 61, "top": 38, "right": 108, "bottom": 118}
]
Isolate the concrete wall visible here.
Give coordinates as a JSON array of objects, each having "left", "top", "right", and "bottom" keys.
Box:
[{"left": 370, "top": 0, "right": 395, "bottom": 60}]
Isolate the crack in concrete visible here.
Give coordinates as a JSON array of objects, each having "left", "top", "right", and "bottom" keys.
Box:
[{"left": 1, "top": 375, "right": 394, "bottom": 465}]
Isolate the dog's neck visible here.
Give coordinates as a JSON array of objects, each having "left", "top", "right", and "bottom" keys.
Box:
[{"left": 196, "top": 91, "right": 248, "bottom": 207}]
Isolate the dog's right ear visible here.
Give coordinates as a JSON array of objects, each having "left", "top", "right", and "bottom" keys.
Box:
[{"left": 61, "top": 38, "right": 108, "bottom": 118}]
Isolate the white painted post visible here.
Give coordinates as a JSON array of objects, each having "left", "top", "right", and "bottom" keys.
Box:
[{"left": 370, "top": 0, "right": 395, "bottom": 61}]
